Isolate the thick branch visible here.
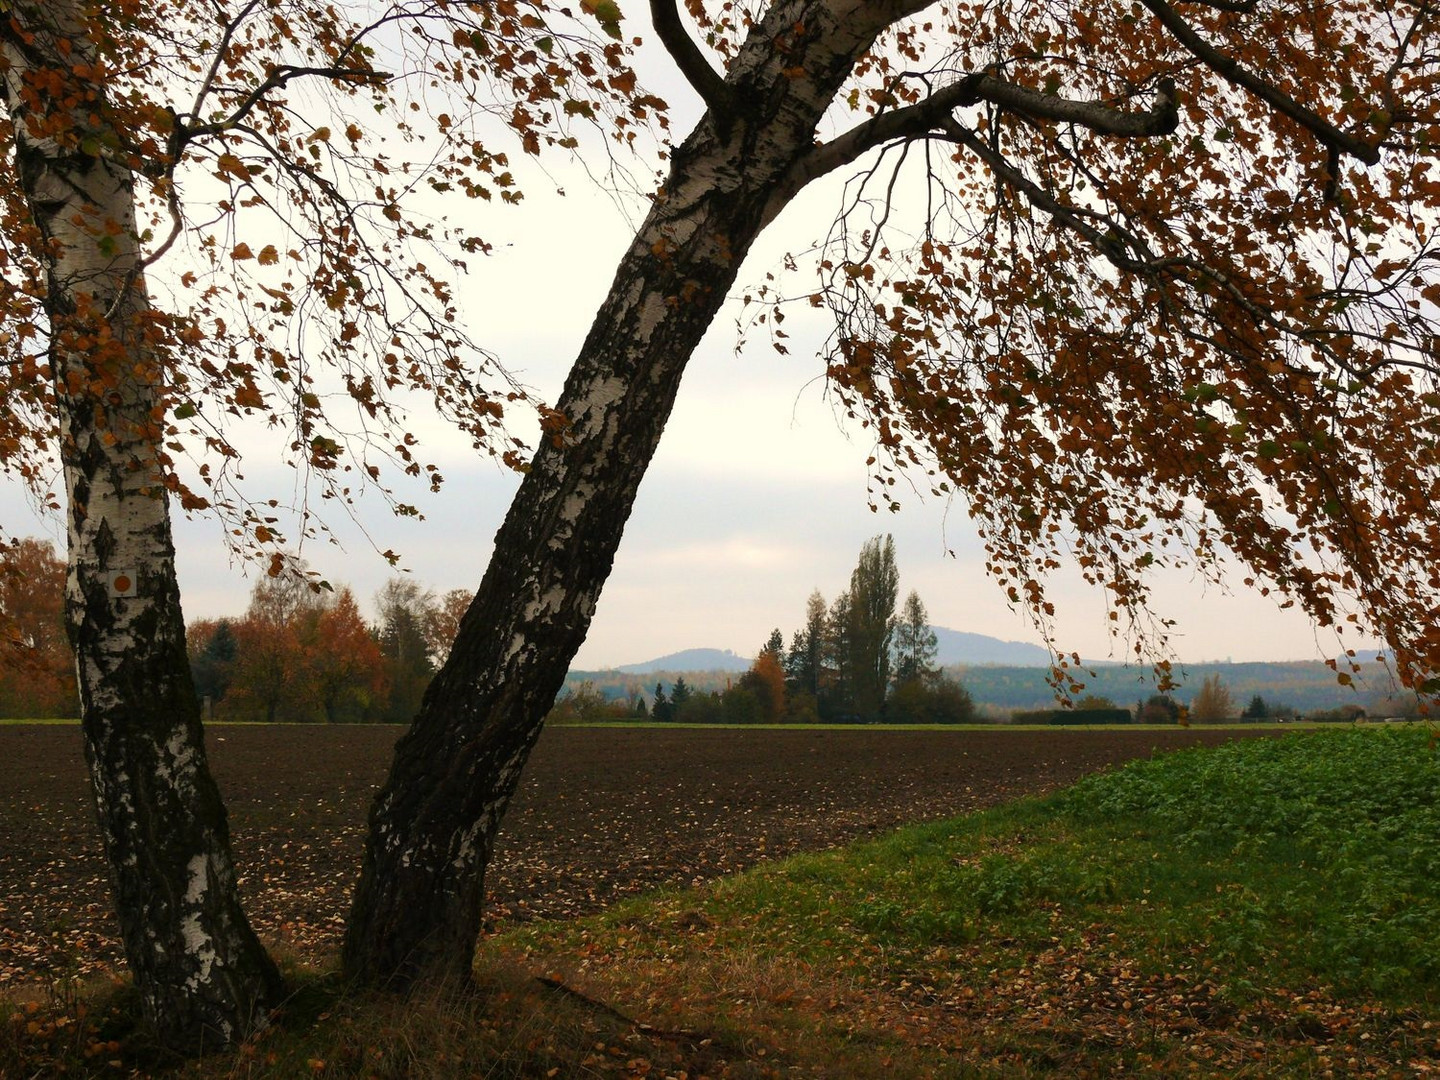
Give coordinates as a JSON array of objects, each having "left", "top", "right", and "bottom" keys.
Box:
[
  {"left": 1138, "top": 0, "right": 1382, "bottom": 165},
  {"left": 961, "top": 75, "right": 1179, "bottom": 137},
  {"left": 765, "top": 73, "right": 1177, "bottom": 223},
  {"left": 770, "top": 78, "right": 975, "bottom": 211},
  {"left": 649, "top": 0, "right": 732, "bottom": 117}
]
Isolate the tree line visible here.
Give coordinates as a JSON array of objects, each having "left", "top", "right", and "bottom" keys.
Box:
[
  {"left": 0, "top": 537, "right": 472, "bottom": 725},
  {"left": 189, "top": 574, "right": 472, "bottom": 725},
  {"left": 554, "top": 534, "right": 977, "bottom": 725},
  {"left": 4, "top": 534, "right": 1400, "bottom": 727}
]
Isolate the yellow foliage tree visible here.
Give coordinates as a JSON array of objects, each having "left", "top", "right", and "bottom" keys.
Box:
[{"left": 1190, "top": 674, "right": 1235, "bottom": 723}]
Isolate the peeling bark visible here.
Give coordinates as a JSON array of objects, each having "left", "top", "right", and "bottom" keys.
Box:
[
  {"left": 3, "top": 0, "right": 281, "bottom": 1050},
  {"left": 344, "top": 0, "right": 903, "bottom": 988}
]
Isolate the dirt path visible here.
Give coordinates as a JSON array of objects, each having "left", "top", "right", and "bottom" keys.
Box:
[{"left": 0, "top": 723, "right": 1271, "bottom": 988}]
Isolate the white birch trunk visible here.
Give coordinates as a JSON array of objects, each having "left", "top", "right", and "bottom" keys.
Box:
[
  {"left": 3, "top": 0, "right": 281, "bottom": 1050},
  {"left": 344, "top": 0, "right": 905, "bottom": 987}
]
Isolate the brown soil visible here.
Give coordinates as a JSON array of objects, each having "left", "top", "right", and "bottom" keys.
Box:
[{"left": 0, "top": 723, "right": 1271, "bottom": 989}]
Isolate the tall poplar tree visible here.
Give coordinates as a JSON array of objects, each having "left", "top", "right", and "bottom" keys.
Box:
[{"left": 845, "top": 535, "right": 901, "bottom": 720}]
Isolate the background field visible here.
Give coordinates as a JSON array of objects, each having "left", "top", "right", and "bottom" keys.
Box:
[{"left": 0, "top": 723, "right": 1269, "bottom": 990}]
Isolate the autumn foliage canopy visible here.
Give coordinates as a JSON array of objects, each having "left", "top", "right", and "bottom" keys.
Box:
[
  {"left": 791, "top": 1, "right": 1440, "bottom": 693},
  {"left": 0, "top": 0, "right": 654, "bottom": 567},
  {"left": 2, "top": 0, "right": 1437, "bottom": 689}
]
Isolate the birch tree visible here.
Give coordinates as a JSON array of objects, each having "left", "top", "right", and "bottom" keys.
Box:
[
  {"left": 6, "top": 0, "right": 1440, "bottom": 1047},
  {"left": 0, "top": 0, "right": 637, "bottom": 1048},
  {"left": 2, "top": 0, "right": 283, "bottom": 1045},
  {"left": 344, "top": 0, "right": 1440, "bottom": 989}
]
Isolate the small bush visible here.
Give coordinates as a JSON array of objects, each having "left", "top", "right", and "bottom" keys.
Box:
[{"left": 886, "top": 676, "right": 978, "bottom": 724}]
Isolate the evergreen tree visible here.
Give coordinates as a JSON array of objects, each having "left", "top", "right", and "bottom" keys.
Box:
[
  {"left": 760, "top": 627, "right": 785, "bottom": 667},
  {"left": 671, "top": 676, "right": 692, "bottom": 709},
  {"left": 374, "top": 579, "right": 437, "bottom": 723},
  {"left": 651, "top": 683, "right": 672, "bottom": 723},
  {"left": 784, "top": 628, "right": 808, "bottom": 686},
  {"left": 892, "top": 590, "right": 939, "bottom": 687},
  {"left": 822, "top": 590, "right": 853, "bottom": 719},
  {"left": 784, "top": 590, "right": 827, "bottom": 699},
  {"left": 191, "top": 619, "right": 237, "bottom": 707}
]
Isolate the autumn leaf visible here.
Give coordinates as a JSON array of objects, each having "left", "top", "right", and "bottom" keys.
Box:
[{"left": 580, "top": 0, "right": 623, "bottom": 39}]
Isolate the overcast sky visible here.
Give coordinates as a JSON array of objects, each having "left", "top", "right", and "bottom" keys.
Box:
[{"left": 2, "top": 11, "right": 1381, "bottom": 671}]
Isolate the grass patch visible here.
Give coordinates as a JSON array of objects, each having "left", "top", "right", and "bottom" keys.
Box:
[
  {"left": 5, "top": 726, "right": 1439, "bottom": 1076},
  {"left": 557, "top": 720, "right": 1313, "bottom": 732},
  {"left": 499, "top": 725, "right": 1440, "bottom": 1075}
]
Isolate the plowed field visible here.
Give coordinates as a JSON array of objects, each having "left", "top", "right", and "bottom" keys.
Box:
[{"left": 0, "top": 723, "right": 1271, "bottom": 989}]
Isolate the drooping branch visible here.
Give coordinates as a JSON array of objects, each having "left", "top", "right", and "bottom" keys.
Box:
[
  {"left": 932, "top": 115, "right": 1440, "bottom": 391},
  {"left": 936, "top": 116, "right": 1153, "bottom": 268},
  {"left": 649, "top": 0, "right": 732, "bottom": 118},
  {"left": 1138, "top": 0, "right": 1382, "bottom": 165}
]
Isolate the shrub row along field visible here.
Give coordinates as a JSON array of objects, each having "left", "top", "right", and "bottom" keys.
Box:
[{"left": 4, "top": 723, "right": 1435, "bottom": 1076}]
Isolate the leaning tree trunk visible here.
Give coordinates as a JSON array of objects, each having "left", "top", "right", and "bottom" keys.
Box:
[
  {"left": 4, "top": 2, "right": 282, "bottom": 1050},
  {"left": 344, "top": 0, "right": 895, "bottom": 988}
]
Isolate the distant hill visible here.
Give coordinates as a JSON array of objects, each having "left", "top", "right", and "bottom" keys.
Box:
[
  {"left": 616, "top": 648, "right": 751, "bottom": 675},
  {"left": 948, "top": 659, "right": 1405, "bottom": 714},
  {"left": 932, "top": 627, "right": 1052, "bottom": 667},
  {"left": 602, "top": 630, "right": 1052, "bottom": 676}
]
